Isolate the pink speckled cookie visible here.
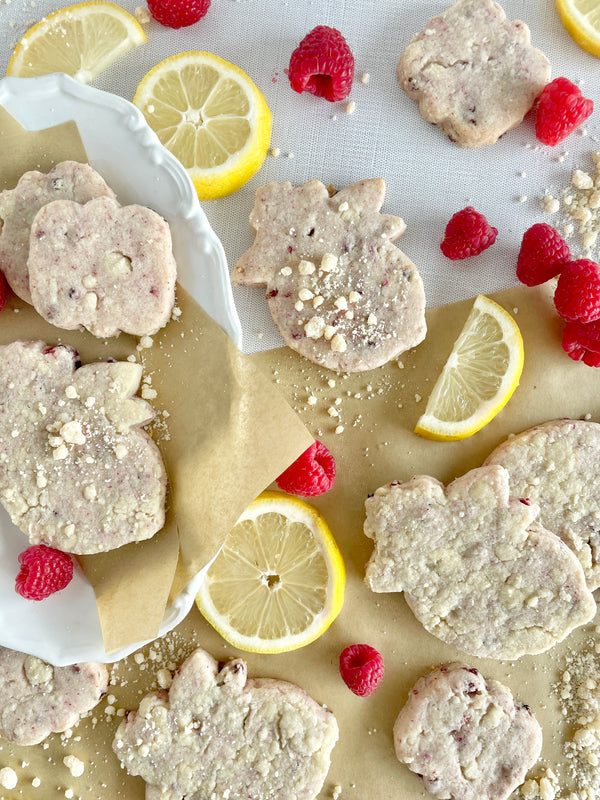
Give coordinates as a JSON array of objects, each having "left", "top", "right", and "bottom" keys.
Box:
[
  {"left": 28, "top": 196, "right": 177, "bottom": 338},
  {"left": 0, "top": 161, "right": 116, "bottom": 303}
]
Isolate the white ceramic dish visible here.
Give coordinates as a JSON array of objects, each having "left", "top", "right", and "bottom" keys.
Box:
[{"left": 0, "top": 73, "right": 240, "bottom": 665}]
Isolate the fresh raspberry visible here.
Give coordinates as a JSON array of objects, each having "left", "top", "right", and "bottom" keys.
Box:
[
  {"left": 339, "top": 644, "right": 384, "bottom": 697},
  {"left": 16, "top": 545, "right": 74, "bottom": 601},
  {"left": 535, "top": 77, "right": 594, "bottom": 146},
  {"left": 562, "top": 320, "right": 600, "bottom": 367},
  {"left": 276, "top": 440, "right": 335, "bottom": 497},
  {"left": 288, "top": 26, "right": 354, "bottom": 102},
  {"left": 147, "top": 0, "right": 210, "bottom": 28},
  {"left": 554, "top": 259, "right": 600, "bottom": 323},
  {"left": 516, "top": 223, "right": 571, "bottom": 286},
  {"left": 0, "top": 271, "right": 9, "bottom": 312},
  {"left": 440, "top": 206, "right": 498, "bottom": 260}
]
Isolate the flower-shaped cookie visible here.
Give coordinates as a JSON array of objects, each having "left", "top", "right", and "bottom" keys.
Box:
[
  {"left": 0, "top": 645, "right": 108, "bottom": 746},
  {"left": 113, "top": 648, "right": 339, "bottom": 800},
  {"left": 0, "top": 340, "right": 167, "bottom": 554},
  {"left": 397, "top": 0, "right": 551, "bottom": 147},
  {"left": 364, "top": 464, "right": 595, "bottom": 659},
  {"left": 0, "top": 161, "right": 116, "bottom": 303},
  {"left": 28, "top": 196, "right": 177, "bottom": 337},
  {"left": 394, "top": 663, "right": 542, "bottom": 800},
  {"left": 232, "top": 178, "right": 426, "bottom": 372}
]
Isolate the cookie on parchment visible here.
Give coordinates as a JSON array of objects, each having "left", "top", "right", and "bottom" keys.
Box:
[
  {"left": 484, "top": 418, "right": 600, "bottom": 591},
  {"left": 28, "top": 196, "right": 177, "bottom": 338},
  {"left": 0, "top": 160, "right": 116, "bottom": 303},
  {"left": 394, "top": 663, "right": 542, "bottom": 800},
  {"left": 364, "top": 464, "right": 595, "bottom": 659},
  {"left": 113, "top": 647, "right": 338, "bottom": 800},
  {"left": 397, "top": 0, "right": 551, "bottom": 147},
  {"left": 0, "top": 645, "right": 108, "bottom": 746},
  {"left": 0, "top": 340, "right": 167, "bottom": 554},
  {"left": 232, "top": 178, "right": 426, "bottom": 372}
]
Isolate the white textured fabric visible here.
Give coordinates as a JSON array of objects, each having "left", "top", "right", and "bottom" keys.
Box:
[{"left": 1, "top": 0, "right": 599, "bottom": 353}]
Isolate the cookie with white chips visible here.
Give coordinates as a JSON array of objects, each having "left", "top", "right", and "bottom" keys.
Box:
[
  {"left": 232, "top": 178, "right": 426, "bottom": 372},
  {"left": 0, "top": 340, "right": 167, "bottom": 554},
  {"left": 113, "top": 647, "right": 338, "bottom": 800},
  {"left": 29, "top": 196, "right": 177, "bottom": 338},
  {"left": 0, "top": 160, "right": 116, "bottom": 303},
  {"left": 0, "top": 645, "right": 108, "bottom": 746},
  {"left": 397, "top": 0, "right": 551, "bottom": 147},
  {"left": 364, "top": 464, "right": 595, "bottom": 659},
  {"left": 394, "top": 663, "right": 542, "bottom": 800}
]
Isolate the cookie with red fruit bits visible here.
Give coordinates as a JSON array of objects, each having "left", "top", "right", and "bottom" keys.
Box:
[
  {"left": 394, "top": 663, "right": 542, "bottom": 800},
  {"left": 232, "top": 178, "right": 426, "bottom": 372},
  {"left": 397, "top": 0, "right": 550, "bottom": 147},
  {"left": 113, "top": 647, "right": 338, "bottom": 800},
  {"left": 0, "top": 340, "right": 167, "bottom": 554},
  {"left": 0, "top": 645, "right": 108, "bottom": 745},
  {"left": 484, "top": 418, "right": 600, "bottom": 590}
]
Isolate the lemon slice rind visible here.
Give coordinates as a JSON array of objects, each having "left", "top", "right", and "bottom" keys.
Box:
[
  {"left": 555, "top": 0, "right": 600, "bottom": 59},
  {"left": 415, "top": 295, "right": 524, "bottom": 441},
  {"left": 133, "top": 51, "right": 272, "bottom": 200},
  {"left": 195, "top": 491, "right": 345, "bottom": 654},
  {"left": 6, "top": 1, "right": 147, "bottom": 83}
]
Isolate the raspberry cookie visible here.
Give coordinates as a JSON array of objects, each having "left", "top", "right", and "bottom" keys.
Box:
[
  {"left": 364, "top": 465, "right": 595, "bottom": 659},
  {"left": 232, "top": 178, "right": 426, "bottom": 372},
  {"left": 0, "top": 161, "right": 116, "bottom": 303},
  {"left": 113, "top": 648, "right": 338, "bottom": 800},
  {"left": 29, "top": 196, "right": 177, "bottom": 338},
  {"left": 0, "top": 645, "right": 108, "bottom": 746},
  {"left": 0, "top": 340, "right": 167, "bottom": 554},
  {"left": 484, "top": 419, "right": 600, "bottom": 590},
  {"left": 397, "top": 0, "right": 551, "bottom": 147},
  {"left": 394, "top": 664, "right": 542, "bottom": 800}
]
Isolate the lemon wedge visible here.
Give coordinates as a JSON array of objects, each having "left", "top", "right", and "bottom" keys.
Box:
[
  {"left": 555, "top": 0, "right": 600, "bottom": 58},
  {"left": 133, "top": 51, "right": 272, "bottom": 200},
  {"left": 6, "top": 2, "right": 147, "bottom": 83},
  {"left": 195, "top": 492, "right": 345, "bottom": 654},
  {"left": 415, "top": 295, "right": 524, "bottom": 441}
]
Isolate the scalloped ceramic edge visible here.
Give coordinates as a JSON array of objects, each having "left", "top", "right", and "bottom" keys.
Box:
[{"left": 0, "top": 73, "right": 240, "bottom": 665}]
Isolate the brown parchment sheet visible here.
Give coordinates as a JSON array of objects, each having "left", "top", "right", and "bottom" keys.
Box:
[
  {"left": 1, "top": 282, "right": 600, "bottom": 800},
  {"left": 0, "top": 108, "right": 313, "bottom": 653}
]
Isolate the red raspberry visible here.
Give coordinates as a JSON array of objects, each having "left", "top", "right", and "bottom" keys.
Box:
[
  {"left": 516, "top": 223, "right": 571, "bottom": 286},
  {"left": 16, "top": 545, "right": 74, "bottom": 601},
  {"left": 276, "top": 440, "right": 335, "bottom": 497},
  {"left": 339, "top": 644, "right": 384, "bottom": 697},
  {"left": 147, "top": 0, "right": 210, "bottom": 28},
  {"left": 562, "top": 320, "right": 600, "bottom": 367},
  {"left": 535, "top": 77, "right": 594, "bottom": 146},
  {"left": 440, "top": 206, "right": 498, "bottom": 260},
  {"left": 0, "top": 271, "right": 9, "bottom": 312},
  {"left": 554, "top": 259, "right": 600, "bottom": 323},
  {"left": 288, "top": 26, "right": 354, "bottom": 102}
]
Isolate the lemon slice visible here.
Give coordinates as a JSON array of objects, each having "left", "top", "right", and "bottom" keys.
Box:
[
  {"left": 415, "top": 295, "right": 524, "bottom": 441},
  {"left": 195, "top": 492, "right": 345, "bottom": 653},
  {"left": 133, "top": 51, "right": 272, "bottom": 200},
  {"left": 555, "top": 0, "right": 600, "bottom": 58},
  {"left": 6, "top": 2, "right": 147, "bottom": 83}
]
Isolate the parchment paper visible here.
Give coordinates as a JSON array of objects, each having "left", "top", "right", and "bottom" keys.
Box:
[
  {"left": 0, "top": 109, "right": 313, "bottom": 654},
  {"left": 0, "top": 283, "right": 598, "bottom": 800}
]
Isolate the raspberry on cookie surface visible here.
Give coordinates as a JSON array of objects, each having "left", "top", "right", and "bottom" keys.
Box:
[
  {"left": 16, "top": 544, "right": 73, "bottom": 601},
  {"left": 516, "top": 223, "right": 571, "bottom": 286},
  {"left": 276, "top": 440, "right": 336, "bottom": 497},
  {"left": 288, "top": 25, "right": 355, "bottom": 102},
  {"left": 535, "top": 77, "right": 594, "bottom": 146},
  {"left": 440, "top": 206, "right": 498, "bottom": 260}
]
